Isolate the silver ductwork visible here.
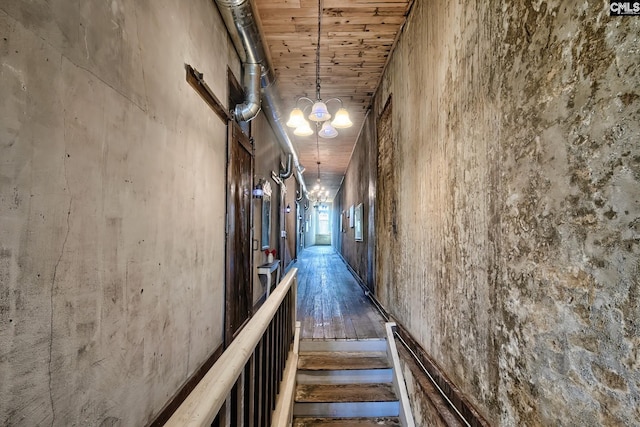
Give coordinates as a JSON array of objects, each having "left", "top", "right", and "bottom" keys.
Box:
[
  {"left": 279, "top": 154, "right": 293, "bottom": 180},
  {"left": 235, "top": 63, "right": 261, "bottom": 121},
  {"left": 214, "top": 0, "right": 307, "bottom": 193}
]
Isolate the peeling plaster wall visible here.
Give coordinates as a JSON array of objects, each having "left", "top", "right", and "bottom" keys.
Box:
[
  {"left": 374, "top": 1, "right": 639, "bottom": 425},
  {"left": 337, "top": 112, "right": 376, "bottom": 290},
  {"left": 0, "top": 0, "right": 237, "bottom": 425}
]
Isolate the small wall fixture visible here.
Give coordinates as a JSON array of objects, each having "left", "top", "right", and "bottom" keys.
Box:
[
  {"left": 285, "top": 204, "right": 291, "bottom": 213},
  {"left": 253, "top": 179, "right": 265, "bottom": 198}
]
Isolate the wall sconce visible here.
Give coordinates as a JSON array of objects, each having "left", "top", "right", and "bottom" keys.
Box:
[
  {"left": 253, "top": 179, "right": 265, "bottom": 198},
  {"left": 285, "top": 204, "right": 291, "bottom": 213}
]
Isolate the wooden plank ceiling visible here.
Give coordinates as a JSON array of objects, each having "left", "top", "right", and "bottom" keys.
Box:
[{"left": 254, "top": 0, "right": 411, "bottom": 200}]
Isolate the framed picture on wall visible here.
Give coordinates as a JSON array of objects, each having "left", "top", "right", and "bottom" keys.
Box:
[
  {"left": 349, "top": 205, "right": 355, "bottom": 228},
  {"left": 354, "top": 203, "right": 363, "bottom": 241}
]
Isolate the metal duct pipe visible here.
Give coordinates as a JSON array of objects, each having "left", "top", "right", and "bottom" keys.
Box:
[
  {"left": 262, "top": 79, "right": 306, "bottom": 193},
  {"left": 214, "top": 0, "right": 307, "bottom": 193},
  {"left": 235, "top": 63, "right": 261, "bottom": 121},
  {"left": 279, "top": 154, "right": 293, "bottom": 179}
]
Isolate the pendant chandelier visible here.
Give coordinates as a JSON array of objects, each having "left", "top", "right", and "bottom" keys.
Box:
[
  {"left": 286, "top": 0, "right": 353, "bottom": 138},
  {"left": 307, "top": 161, "right": 329, "bottom": 203},
  {"left": 307, "top": 133, "right": 330, "bottom": 202}
]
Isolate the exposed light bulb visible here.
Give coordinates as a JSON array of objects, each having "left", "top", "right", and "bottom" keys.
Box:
[
  {"left": 286, "top": 108, "right": 305, "bottom": 128},
  {"left": 318, "top": 121, "right": 338, "bottom": 139},
  {"left": 309, "top": 101, "right": 331, "bottom": 122},
  {"left": 294, "top": 119, "right": 313, "bottom": 136},
  {"left": 331, "top": 107, "right": 353, "bottom": 129}
]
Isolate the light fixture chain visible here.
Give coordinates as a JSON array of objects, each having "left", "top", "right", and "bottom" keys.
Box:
[
  {"left": 316, "top": 131, "right": 321, "bottom": 182},
  {"left": 315, "top": 0, "right": 322, "bottom": 100},
  {"left": 286, "top": 0, "right": 351, "bottom": 142}
]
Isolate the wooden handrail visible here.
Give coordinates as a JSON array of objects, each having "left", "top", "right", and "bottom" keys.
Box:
[
  {"left": 386, "top": 323, "right": 416, "bottom": 427},
  {"left": 271, "top": 321, "right": 301, "bottom": 426},
  {"left": 166, "top": 268, "right": 298, "bottom": 427}
]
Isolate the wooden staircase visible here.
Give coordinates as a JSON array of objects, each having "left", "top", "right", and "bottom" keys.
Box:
[{"left": 291, "top": 339, "right": 404, "bottom": 426}]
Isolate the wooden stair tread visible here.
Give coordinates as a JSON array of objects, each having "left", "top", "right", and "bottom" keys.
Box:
[
  {"left": 293, "top": 417, "right": 401, "bottom": 426},
  {"left": 295, "top": 383, "right": 397, "bottom": 403},
  {"left": 298, "top": 352, "right": 390, "bottom": 370}
]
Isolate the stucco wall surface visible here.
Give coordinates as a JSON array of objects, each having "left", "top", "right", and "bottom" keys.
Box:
[
  {"left": 375, "top": 1, "right": 639, "bottom": 425},
  {"left": 0, "top": 0, "right": 235, "bottom": 425}
]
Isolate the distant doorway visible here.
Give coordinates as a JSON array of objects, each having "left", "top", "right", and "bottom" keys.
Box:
[{"left": 315, "top": 203, "right": 331, "bottom": 245}]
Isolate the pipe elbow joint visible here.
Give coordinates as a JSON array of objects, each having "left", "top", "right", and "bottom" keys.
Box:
[
  {"left": 234, "top": 62, "right": 262, "bottom": 122},
  {"left": 235, "top": 100, "right": 261, "bottom": 122}
]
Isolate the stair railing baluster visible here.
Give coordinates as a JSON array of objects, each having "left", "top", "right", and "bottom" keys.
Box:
[{"left": 165, "top": 269, "right": 298, "bottom": 427}]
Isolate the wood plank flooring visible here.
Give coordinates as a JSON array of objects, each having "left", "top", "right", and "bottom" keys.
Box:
[
  {"left": 295, "top": 383, "right": 397, "bottom": 403},
  {"left": 293, "top": 417, "right": 401, "bottom": 427},
  {"left": 294, "top": 246, "right": 386, "bottom": 340},
  {"left": 297, "top": 352, "right": 390, "bottom": 371}
]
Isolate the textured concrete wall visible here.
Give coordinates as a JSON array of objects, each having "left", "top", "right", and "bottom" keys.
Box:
[
  {"left": 374, "top": 1, "right": 639, "bottom": 425},
  {"left": 251, "top": 112, "right": 300, "bottom": 301},
  {"left": 0, "top": 0, "right": 236, "bottom": 425},
  {"left": 281, "top": 173, "right": 299, "bottom": 267},
  {"left": 303, "top": 202, "right": 317, "bottom": 247},
  {"left": 252, "top": 116, "right": 284, "bottom": 303}
]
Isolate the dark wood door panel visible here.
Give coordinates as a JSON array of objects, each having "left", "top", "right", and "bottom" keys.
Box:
[{"left": 226, "top": 122, "right": 253, "bottom": 345}]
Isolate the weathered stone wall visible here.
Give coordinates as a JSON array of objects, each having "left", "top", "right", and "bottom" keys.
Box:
[
  {"left": 374, "top": 0, "right": 639, "bottom": 425},
  {"left": 0, "top": 0, "right": 237, "bottom": 425}
]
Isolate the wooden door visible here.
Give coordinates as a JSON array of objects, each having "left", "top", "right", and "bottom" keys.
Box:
[{"left": 225, "top": 121, "right": 253, "bottom": 345}]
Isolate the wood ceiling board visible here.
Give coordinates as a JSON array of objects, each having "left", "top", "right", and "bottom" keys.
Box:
[
  {"left": 258, "top": 0, "right": 301, "bottom": 5},
  {"left": 324, "top": 6, "right": 409, "bottom": 15},
  {"left": 255, "top": 0, "right": 410, "bottom": 196},
  {"left": 287, "top": 16, "right": 405, "bottom": 25},
  {"left": 324, "top": 0, "right": 409, "bottom": 6},
  {"left": 326, "top": 31, "right": 397, "bottom": 38}
]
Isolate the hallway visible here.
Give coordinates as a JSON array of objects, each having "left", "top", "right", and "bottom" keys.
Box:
[
  {"left": 1, "top": 0, "right": 638, "bottom": 425},
  {"left": 295, "top": 246, "right": 386, "bottom": 341}
]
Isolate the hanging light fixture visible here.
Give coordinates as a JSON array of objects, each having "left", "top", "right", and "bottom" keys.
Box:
[
  {"left": 286, "top": 0, "right": 352, "bottom": 138},
  {"left": 307, "top": 134, "right": 329, "bottom": 203},
  {"left": 307, "top": 162, "right": 328, "bottom": 203}
]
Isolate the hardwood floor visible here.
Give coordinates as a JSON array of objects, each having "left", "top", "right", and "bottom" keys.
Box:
[{"left": 294, "top": 245, "right": 386, "bottom": 340}]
